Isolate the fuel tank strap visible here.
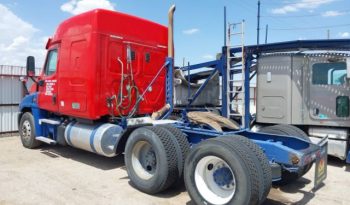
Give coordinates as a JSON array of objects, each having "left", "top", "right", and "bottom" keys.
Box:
[
  {"left": 89, "top": 124, "right": 104, "bottom": 153},
  {"left": 66, "top": 121, "right": 77, "bottom": 146}
]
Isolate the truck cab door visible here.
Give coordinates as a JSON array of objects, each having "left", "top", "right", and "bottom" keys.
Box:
[
  {"left": 38, "top": 48, "right": 59, "bottom": 113},
  {"left": 309, "top": 59, "right": 349, "bottom": 123}
]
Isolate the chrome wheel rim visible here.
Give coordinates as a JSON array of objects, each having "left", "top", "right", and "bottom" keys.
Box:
[{"left": 21, "top": 120, "right": 32, "bottom": 141}]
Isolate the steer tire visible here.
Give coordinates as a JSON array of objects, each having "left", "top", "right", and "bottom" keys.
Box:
[
  {"left": 260, "top": 124, "right": 313, "bottom": 185},
  {"left": 222, "top": 135, "right": 272, "bottom": 203},
  {"left": 19, "top": 112, "right": 42, "bottom": 149},
  {"left": 184, "top": 138, "right": 260, "bottom": 205},
  {"left": 124, "top": 126, "right": 178, "bottom": 194},
  {"left": 157, "top": 125, "right": 190, "bottom": 180}
]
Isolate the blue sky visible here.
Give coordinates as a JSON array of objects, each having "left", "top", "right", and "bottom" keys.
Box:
[{"left": 0, "top": 0, "right": 349, "bottom": 67}]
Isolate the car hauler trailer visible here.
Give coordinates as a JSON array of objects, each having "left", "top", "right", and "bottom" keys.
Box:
[{"left": 19, "top": 6, "right": 327, "bottom": 205}]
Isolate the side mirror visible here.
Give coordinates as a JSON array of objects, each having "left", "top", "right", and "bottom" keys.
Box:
[
  {"left": 26, "top": 56, "right": 35, "bottom": 77},
  {"left": 347, "top": 58, "right": 350, "bottom": 78}
]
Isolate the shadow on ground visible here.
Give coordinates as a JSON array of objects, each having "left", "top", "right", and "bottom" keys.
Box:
[
  {"left": 184, "top": 175, "right": 316, "bottom": 205},
  {"left": 128, "top": 181, "right": 187, "bottom": 199},
  {"left": 328, "top": 156, "right": 350, "bottom": 172},
  {"left": 39, "top": 144, "right": 124, "bottom": 170},
  {"left": 262, "top": 156, "right": 347, "bottom": 205},
  {"left": 184, "top": 178, "right": 315, "bottom": 205},
  {"left": 39, "top": 144, "right": 187, "bottom": 198},
  {"left": 37, "top": 144, "right": 349, "bottom": 204},
  {"left": 262, "top": 180, "right": 315, "bottom": 205}
]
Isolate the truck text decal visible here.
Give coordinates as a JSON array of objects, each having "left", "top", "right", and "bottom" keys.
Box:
[{"left": 45, "top": 79, "right": 57, "bottom": 96}]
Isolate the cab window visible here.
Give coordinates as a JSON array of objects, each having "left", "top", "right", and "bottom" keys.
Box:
[
  {"left": 312, "top": 62, "right": 346, "bottom": 85},
  {"left": 336, "top": 96, "right": 350, "bottom": 117},
  {"left": 45, "top": 49, "right": 58, "bottom": 76}
]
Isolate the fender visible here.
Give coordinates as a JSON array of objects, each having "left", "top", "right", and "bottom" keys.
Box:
[
  {"left": 114, "top": 126, "right": 139, "bottom": 154},
  {"left": 18, "top": 92, "right": 48, "bottom": 136}
]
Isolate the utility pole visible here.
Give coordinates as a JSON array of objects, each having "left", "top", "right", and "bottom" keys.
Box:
[
  {"left": 327, "top": 29, "right": 330, "bottom": 40},
  {"left": 224, "top": 6, "right": 227, "bottom": 46},
  {"left": 265, "top": 24, "right": 269, "bottom": 44},
  {"left": 257, "top": 0, "right": 261, "bottom": 45}
]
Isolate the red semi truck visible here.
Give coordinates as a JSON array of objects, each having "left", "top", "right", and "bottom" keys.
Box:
[{"left": 19, "top": 5, "right": 328, "bottom": 205}]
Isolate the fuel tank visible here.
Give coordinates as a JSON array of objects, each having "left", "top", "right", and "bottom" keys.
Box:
[{"left": 64, "top": 122, "right": 122, "bottom": 157}]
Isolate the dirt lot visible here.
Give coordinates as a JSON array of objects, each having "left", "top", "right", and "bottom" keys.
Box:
[{"left": 0, "top": 136, "right": 349, "bottom": 205}]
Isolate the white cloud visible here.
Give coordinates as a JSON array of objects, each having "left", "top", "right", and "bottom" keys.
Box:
[
  {"left": 6, "top": 36, "right": 29, "bottom": 51},
  {"left": 0, "top": 4, "right": 46, "bottom": 67},
  {"left": 61, "top": 0, "right": 115, "bottom": 15},
  {"left": 182, "top": 28, "right": 199, "bottom": 35},
  {"left": 202, "top": 54, "right": 214, "bottom": 60},
  {"left": 339, "top": 32, "right": 350, "bottom": 38},
  {"left": 322, "top": 10, "right": 346, "bottom": 17},
  {"left": 272, "top": 0, "right": 336, "bottom": 14}
]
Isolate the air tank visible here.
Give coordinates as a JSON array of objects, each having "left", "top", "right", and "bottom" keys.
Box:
[{"left": 64, "top": 122, "right": 122, "bottom": 157}]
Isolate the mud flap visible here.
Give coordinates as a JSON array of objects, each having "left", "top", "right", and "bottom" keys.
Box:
[{"left": 314, "top": 136, "right": 328, "bottom": 190}]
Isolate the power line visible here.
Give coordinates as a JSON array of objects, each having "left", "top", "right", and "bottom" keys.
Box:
[
  {"left": 259, "top": 1, "right": 349, "bottom": 30},
  {"left": 260, "top": 0, "right": 344, "bottom": 28},
  {"left": 261, "top": 0, "right": 343, "bottom": 6},
  {"left": 262, "top": 13, "right": 319, "bottom": 18},
  {"left": 261, "top": 10, "right": 350, "bottom": 18},
  {"left": 258, "top": 0, "right": 316, "bottom": 33},
  {"left": 270, "top": 23, "right": 350, "bottom": 31}
]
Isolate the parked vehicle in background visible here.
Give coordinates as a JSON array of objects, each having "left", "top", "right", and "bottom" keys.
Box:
[{"left": 255, "top": 49, "right": 350, "bottom": 163}]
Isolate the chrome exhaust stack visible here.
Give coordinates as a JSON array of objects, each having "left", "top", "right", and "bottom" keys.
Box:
[{"left": 168, "top": 5, "right": 175, "bottom": 58}]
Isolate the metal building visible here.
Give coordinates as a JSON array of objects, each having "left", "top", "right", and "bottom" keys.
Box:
[{"left": 0, "top": 65, "right": 38, "bottom": 136}]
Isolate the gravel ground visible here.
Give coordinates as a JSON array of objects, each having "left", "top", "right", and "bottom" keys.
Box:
[{"left": 0, "top": 136, "right": 349, "bottom": 205}]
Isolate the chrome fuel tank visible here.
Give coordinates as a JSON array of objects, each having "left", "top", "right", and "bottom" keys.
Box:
[{"left": 64, "top": 122, "right": 122, "bottom": 157}]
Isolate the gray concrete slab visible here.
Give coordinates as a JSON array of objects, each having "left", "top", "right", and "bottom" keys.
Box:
[{"left": 0, "top": 136, "right": 349, "bottom": 205}]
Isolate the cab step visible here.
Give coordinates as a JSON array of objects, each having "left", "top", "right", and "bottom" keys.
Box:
[
  {"left": 39, "top": 119, "right": 61, "bottom": 125},
  {"left": 35, "top": 136, "right": 57, "bottom": 145}
]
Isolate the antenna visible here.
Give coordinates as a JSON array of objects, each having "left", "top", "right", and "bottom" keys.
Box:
[{"left": 265, "top": 24, "right": 269, "bottom": 44}]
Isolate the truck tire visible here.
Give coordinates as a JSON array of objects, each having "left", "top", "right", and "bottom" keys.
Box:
[
  {"left": 280, "top": 125, "right": 309, "bottom": 141},
  {"left": 19, "top": 112, "right": 42, "bottom": 149},
  {"left": 222, "top": 135, "right": 272, "bottom": 203},
  {"left": 124, "top": 126, "right": 178, "bottom": 194},
  {"left": 263, "top": 124, "right": 310, "bottom": 142},
  {"left": 184, "top": 138, "right": 260, "bottom": 205},
  {"left": 259, "top": 124, "right": 312, "bottom": 185},
  {"left": 157, "top": 125, "right": 190, "bottom": 179}
]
